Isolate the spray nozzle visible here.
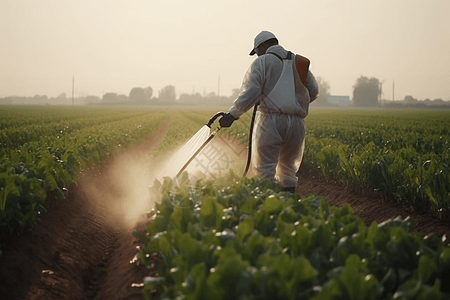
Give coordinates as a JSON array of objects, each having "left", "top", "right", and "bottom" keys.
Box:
[{"left": 206, "top": 112, "right": 226, "bottom": 128}]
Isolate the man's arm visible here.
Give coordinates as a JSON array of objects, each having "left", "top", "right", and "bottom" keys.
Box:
[{"left": 228, "top": 60, "right": 264, "bottom": 119}]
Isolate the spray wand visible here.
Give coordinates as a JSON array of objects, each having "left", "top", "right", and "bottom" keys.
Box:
[
  {"left": 176, "top": 107, "right": 258, "bottom": 178},
  {"left": 175, "top": 112, "right": 225, "bottom": 177}
]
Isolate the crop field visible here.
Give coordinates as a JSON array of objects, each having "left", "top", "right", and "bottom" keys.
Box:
[
  {"left": 303, "top": 109, "right": 450, "bottom": 216},
  {"left": 220, "top": 109, "right": 450, "bottom": 216},
  {"left": 0, "top": 105, "right": 169, "bottom": 228},
  {"left": 0, "top": 105, "right": 449, "bottom": 299}
]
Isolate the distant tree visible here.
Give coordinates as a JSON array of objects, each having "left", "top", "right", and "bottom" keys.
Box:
[
  {"left": 179, "top": 93, "right": 202, "bottom": 105},
  {"left": 206, "top": 92, "right": 216, "bottom": 99},
  {"left": 158, "top": 85, "right": 176, "bottom": 103},
  {"left": 312, "top": 76, "right": 330, "bottom": 106},
  {"left": 33, "top": 94, "right": 48, "bottom": 104},
  {"left": 129, "top": 87, "right": 151, "bottom": 102},
  {"left": 117, "top": 94, "right": 128, "bottom": 103},
  {"left": 404, "top": 95, "right": 418, "bottom": 104},
  {"left": 57, "top": 93, "right": 67, "bottom": 100},
  {"left": 192, "top": 93, "right": 203, "bottom": 104},
  {"left": 85, "top": 95, "right": 101, "bottom": 104},
  {"left": 178, "top": 93, "right": 193, "bottom": 105},
  {"left": 218, "top": 96, "right": 232, "bottom": 106},
  {"left": 0, "top": 97, "right": 13, "bottom": 104},
  {"left": 129, "top": 87, "right": 145, "bottom": 102},
  {"left": 102, "top": 93, "right": 118, "bottom": 103},
  {"left": 144, "top": 87, "right": 153, "bottom": 100},
  {"left": 352, "top": 76, "right": 381, "bottom": 107},
  {"left": 203, "top": 92, "right": 220, "bottom": 105}
]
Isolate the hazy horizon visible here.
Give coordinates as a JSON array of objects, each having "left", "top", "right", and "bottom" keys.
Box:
[{"left": 1, "top": 0, "right": 449, "bottom": 101}]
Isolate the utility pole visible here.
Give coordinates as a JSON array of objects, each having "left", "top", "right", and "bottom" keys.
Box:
[
  {"left": 379, "top": 80, "right": 384, "bottom": 106},
  {"left": 72, "top": 76, "right": 74, "bottom": 106},
  {"left": 392, "top": 81, "right": 395, "bottom": 102}
]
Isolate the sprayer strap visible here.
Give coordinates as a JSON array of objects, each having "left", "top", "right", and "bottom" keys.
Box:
[{"left": 267, "top": 51, "right": 293, "bottom": 61}]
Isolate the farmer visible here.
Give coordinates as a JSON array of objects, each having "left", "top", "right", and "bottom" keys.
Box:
[{"left": 219, "top": 30, "right": 319, "bottom": 193}]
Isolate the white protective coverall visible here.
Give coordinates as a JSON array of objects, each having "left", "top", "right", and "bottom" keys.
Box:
[{"left": 228, "top": 44, "right": 319, "bottom": 188}]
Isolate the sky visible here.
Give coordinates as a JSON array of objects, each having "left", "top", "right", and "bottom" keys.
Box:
[{"left": 1, "top": 0, "right": 449, "bottom": 101}]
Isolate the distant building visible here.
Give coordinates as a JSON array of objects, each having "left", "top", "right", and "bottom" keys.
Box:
[{"left": 327, "top": 95, "right": 350, "bottom": 107}]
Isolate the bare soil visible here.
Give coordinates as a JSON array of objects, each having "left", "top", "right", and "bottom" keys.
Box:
[{"left": 1, "top": 122, "right": 449, "bottom": 300}]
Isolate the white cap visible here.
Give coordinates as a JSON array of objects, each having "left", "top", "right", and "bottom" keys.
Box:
[{"left": 249, "top": 31, "right": 277, "bottom": 56}]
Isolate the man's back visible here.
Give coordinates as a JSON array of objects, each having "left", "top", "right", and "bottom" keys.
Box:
[{"left": 252, "top": 44, "right": 317, "bottom": 117}]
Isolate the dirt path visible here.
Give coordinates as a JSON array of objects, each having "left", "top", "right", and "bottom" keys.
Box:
[
  {"left": 1, "top": 124, "right": 449, "bottom": 300},
  {"left": 0, "top": 119, "right": 169, "bottom": 300}
]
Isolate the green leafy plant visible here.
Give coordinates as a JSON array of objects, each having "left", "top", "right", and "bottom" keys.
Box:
[{"left": 138, "top": 172, "right": 450, "bottom": 299}]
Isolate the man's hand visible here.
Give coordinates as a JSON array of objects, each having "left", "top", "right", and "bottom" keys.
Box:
[{"left": 219, "top": 113, "right": 237, "bottom": 128}]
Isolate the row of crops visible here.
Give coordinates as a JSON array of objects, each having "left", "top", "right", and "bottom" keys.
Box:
[
  {"left": 137, "top": 172, "right": 450, "bottom": 299},
  {"left": 0, "top": 105, "right": 169, "bottom": 230},
  {"left": 303, "top": 110, "right": 450, "bottom": 216}
]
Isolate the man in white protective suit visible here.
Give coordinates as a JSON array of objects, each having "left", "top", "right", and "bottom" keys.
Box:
[{"left": 219, "top": 30, "right": 319, "bottom": 193}]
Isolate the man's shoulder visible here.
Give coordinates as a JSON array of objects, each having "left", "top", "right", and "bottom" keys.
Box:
[{"left": 266, "top": 45, "right": 287, "bottom": 56}]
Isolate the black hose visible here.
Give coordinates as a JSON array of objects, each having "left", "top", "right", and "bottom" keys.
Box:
[{"left": 243, "top": 104, "right": 259, "bottom": 177}]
